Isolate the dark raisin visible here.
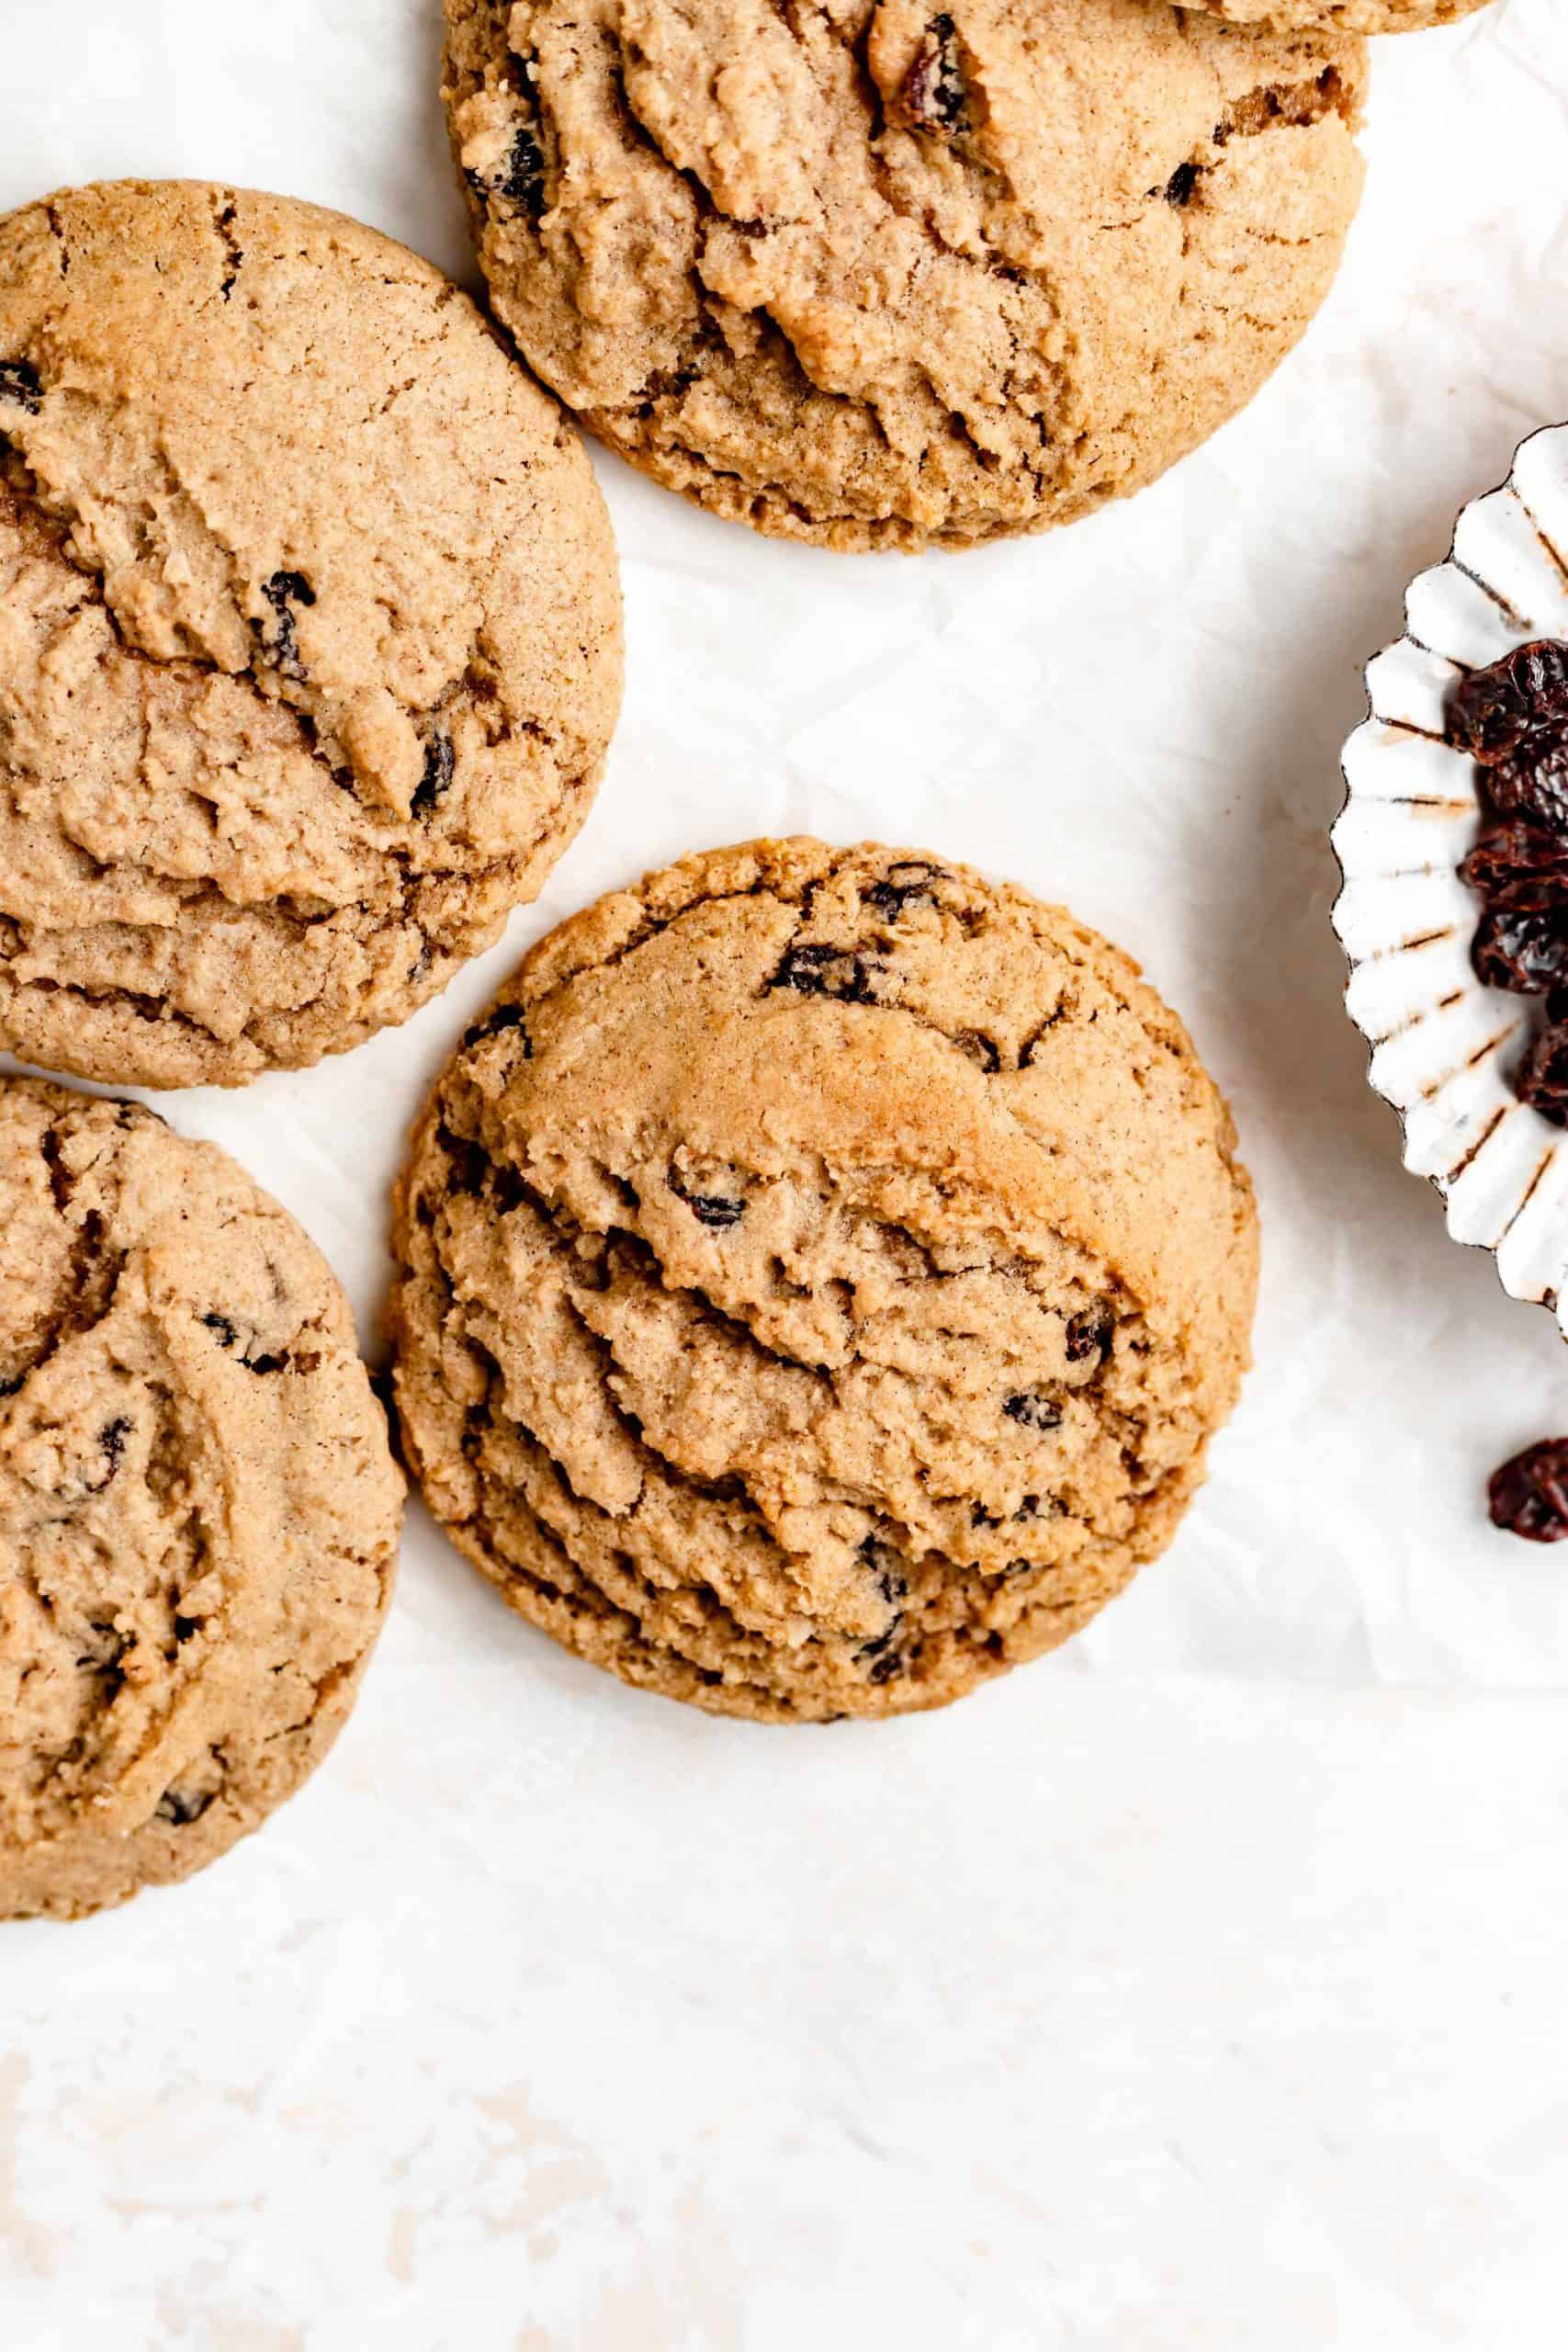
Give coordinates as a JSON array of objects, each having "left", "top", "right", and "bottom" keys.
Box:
[
  {"left": 155, "top": 1786, "right": 216, "bottom": 1826},
  {"left": 667, "top": 1170, "right": 745, "bottom": 1230},
  {"left": 498, "top": 126, "right": 547, "bottom": 219},
  {"left": 902, "top": 15, "right": 966, "bottom": 133},
  {"left": 201, "top": 1312, "right": 240, "bottom": 1350},
  {"left": 1460, "top": 822, "right": 1568, "bottom": 911},
  {"left": 462, "top": 1001, "right": 532, "bottom": 1055},
  {"left": 0, "top": 1374, "right": 21, "bottom": 1399},
  {"left": 859, "top": 1536, "right": 909, "bottom": 1606},
  {"left": 173, "top": 1614, "right": 202, "bottom": 1643},
  {"left": 1004, "top": 1390, "right": 1063, "bottom": 1433},
  {"left": 252, "top": 570, "right": 316, "bottom": 682},
  {"left": 97, "top": 1417, "right": 131, "bottom": 1480},
  {"left": 857, "top": 1620, "right": 906, "bottom": 1682},
  {"left": 1489, "top": 1438, "right": 1568, "bottom": 1541},
  {"left": 769, "top": 943, "right": 876, "bottom": 1003},
  {"left": 1066, "top": 1305, "right": 1115, "bottom": 1364},
  {"left": 244, "top": 1351, "right": 287, "bottom": 1375},
  {"left": 1472, "top": 906, "right": 1568, "bottom": 995},
  {"left": 863, "top": 861, "right": 942, "bottom": 921},
  {"left": 1162, "top": 162, "right": 1201, "bottom": 207},
  {"left": 1517, "top": 1022, "right": 1568, "bottom": 1125},
  {"left": 0, "top": 359, "right": 42, "bottom": 414},
  {"left": 1450, "top": 641, "right": 1568, "bottom": 763},
  {"left": 1489, "top": 735, "right": 1568, "bottom": 833},
  {"left": 412, "top": 728, "right": 456, "bottom": 820}
]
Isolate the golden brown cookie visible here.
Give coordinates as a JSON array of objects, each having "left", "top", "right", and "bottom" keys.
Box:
[
  {"left": 443, "top": 0, "right": 1367, "bottom": 551},
  {"left": 1182, "top": 0, "right": 1488, "bottom": 28},
  {"left": 389, "top": 839, "right": 1258, "bottom": 1721},
  {"left": 0, "top": 181, "right": 623, "bottom": 1089},
  {"left": 0, "top": 1079, "right": 404, "bottom": 1920}
]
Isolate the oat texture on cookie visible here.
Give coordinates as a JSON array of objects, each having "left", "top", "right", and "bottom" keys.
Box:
[
  {"left": 0, "top": 181, "right": 623, "bottom": 1088},
  {"left": 444, "top": 0, "right": 1368, "bottom": 550},
  {"left": 389, "top": 840, "right": 1259, "bottom": 1722},
  {"left": 0, "top": 1079, "right": 405, "bottom": 1921},
  {"left": 1181, "top": 0, "right": 1489, "bottom": 31}
]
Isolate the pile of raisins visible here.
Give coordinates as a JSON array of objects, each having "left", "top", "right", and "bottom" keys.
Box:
[
  {"left": 1449, "top": 641, "right": 1568, "bottom": 1539},
  {"left": 1453, "top": 639, "right": 1568, "bottom": 1123}
]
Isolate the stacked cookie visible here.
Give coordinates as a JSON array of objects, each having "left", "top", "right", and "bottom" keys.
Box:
[{"left": 4, "top": 0, "right": 1488, "bottom": 1910}]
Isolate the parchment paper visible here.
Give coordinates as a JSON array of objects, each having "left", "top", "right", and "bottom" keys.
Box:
[{"left": 2, "top": 6, "right": 1566, "bottom": 2346}]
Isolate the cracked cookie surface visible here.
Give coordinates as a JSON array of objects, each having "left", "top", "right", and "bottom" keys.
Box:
[
  {"left": 443, "top": 0, "right": 1366, "bottom": 551},
  {"left": 389, "top": 838, "right": 1258, "bottom": 1721},
  {"left": 1183, "top": 1, "right": 1487, "bottom": 29},
  {"left": 0, "top": 180, "right": 623, "bottom": 1087},
  {"left": 0, "top": 1077, "right": 404, "bottom": 1919}
]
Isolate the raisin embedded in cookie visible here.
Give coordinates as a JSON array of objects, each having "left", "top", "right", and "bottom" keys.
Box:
[
  {"left": 0, "top": 1078, "right": 405, "bottom": 1920},
  {"left": 389, "top": 839, "right": 1259, "bottom": 1722},
  {"left": 0, "top": 180, "right": 623, "bottom": 1088},
  {"left": 443, "top": 0, "right": 1367, "bottom": 551},
  {"left": 1180, "top": 0, "right": 1489, "bottom": 29}
]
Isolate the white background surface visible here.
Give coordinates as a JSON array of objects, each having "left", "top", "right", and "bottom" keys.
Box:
[{"left": 4, "top": 2, "right": 1568, "bottom": 2344}]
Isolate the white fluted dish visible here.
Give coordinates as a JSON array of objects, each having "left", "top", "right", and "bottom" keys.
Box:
[{"left": 1333, "top": 422, "right": 1568, "bottom": 1328}]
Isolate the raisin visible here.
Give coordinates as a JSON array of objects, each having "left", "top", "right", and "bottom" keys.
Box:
[
  {"left": 859, "top": 1536, "right": 909, "bottom": 1607},
  {"left": 1460, "top": 822, "right": 1568, "bottom": 911},
  {"left": 1450, "top": 641, "right": 1568, "bottom": 763},
  {"left": 1472, "top": 906, "right": 1568, "bottom": 994},
  {"left": 0, "top": 359, "right": 42, "bottom": 414},
  {"left": 1489, "top": 1439, "right": 1568, "bottom": 1541},
  {"left": 1004, "top": 1390, "right": 1063, "bottom": 1432},
  {"left": 173, "top": 1614, "right": 202, "bottom": 1643},
  {"left": 667, "top": 1170, "right": 745, "bottom": 1230},
  {"left": 155, "top": 1786, "right": 216, "bottom": 1826},
  {"left": 863, "top": 860, "right": 942, "bottom": 921},
  {"left": 1066, "top": 1305, "right": 1114, "bottom": 1364},
  {"left": 1162, "top": 163, "right": 1201, "bottom": 208},
  {"left": 98, "top": 1417, "right": 131, "bottom": 1479},
  {"left": 199, "top": 1311, "right": 285, "bottom": 1372},
  {"left": 902, "top": 15, "right": 966, "bottom": 134},
  {"left": 0, "top": 1374, "right": 21, "bottom": 1399},
  {"left": 253, "top": 570, "right": 316, "bottom": 681},
  {"left": 1489, "top": 735, "right": 1568, "bottom": 833},
  {"left": 412, "top": 728, "right": 455, "bottom": 819},
  {"left": 462, "top": 1001, "right": 532, "bottom": 1055},
  {"left": 1517, "top": 1021, "right": 1568, "bottom": 1125},
  {"left": 857, "top": 1621, "right": 906, "bottom": 1681},
  {"left": 769, "top": 943, "right": 876, "bottom": 1002},
  {"left": 499, "top": 127, "right": 547, "bottom": 219}
]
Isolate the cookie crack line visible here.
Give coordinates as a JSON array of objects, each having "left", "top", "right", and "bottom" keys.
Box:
[{"left": 490, "top": 850, "right": 1205, "bottom": 1355}]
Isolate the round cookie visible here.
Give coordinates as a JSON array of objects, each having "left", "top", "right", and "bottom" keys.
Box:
[
  {"left": 0, "top": 180, "right": 623, "bottom": 1089},
  {"left": 442, "top": 0, "right": 1367, "bottom": 552},
  {"left": 1180, "top": 1, "right": 1488, "bottom": 28},
  {"left": 389, "top": 839, "right": 1258, "bottom": 1722},
  {"left": 0, "top": 1079, "right": 404, "bottom": 1920}
]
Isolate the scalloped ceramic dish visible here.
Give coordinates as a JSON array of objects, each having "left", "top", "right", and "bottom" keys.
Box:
[{"left": 1333, "top": 422, "right": 1568, "bottom": 1329}]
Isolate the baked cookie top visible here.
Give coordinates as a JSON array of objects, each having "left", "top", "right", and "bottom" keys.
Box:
[
  {"left": 0, "top": 1079, "right": 404, "bottom": 1920},
  {"left": 389, "top": 838, "right": 1259, "bottom": 1721},
  {"left": 1180, "top": 0, "right": 1487, "bottom": 28},
  {"left": 444, "top": 0, "right": 1366, "bottom": 550},
  {"left": 0, "top": 180, "right": 623, "bottom": 1088}
]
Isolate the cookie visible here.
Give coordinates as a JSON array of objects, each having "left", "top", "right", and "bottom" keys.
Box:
[
  {"left": 443, "top": 0, "right": 1367, "bottom": 551},
  {"left": 0, "top": 181, "right": 623, "bottom": 1089},
  {"left": 389, "top": 839, "right": 1258, "bottom": 1722},
  {"left": 0, "top": 1079, "right": 404, "bottom": 1920},
  {"left": 1181, "top": 1, "right": 1488, "bottom": 28}
]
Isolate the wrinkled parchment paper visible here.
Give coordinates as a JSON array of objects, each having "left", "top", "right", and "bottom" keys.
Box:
[{"left": 2, "top": 6, "right": 1566, "bottom": 2346}]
